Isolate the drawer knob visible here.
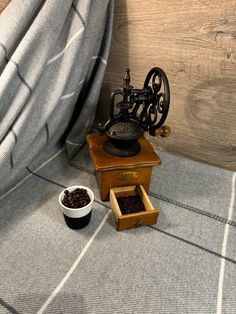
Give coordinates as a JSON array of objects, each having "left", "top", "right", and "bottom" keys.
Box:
[{"left": 135, "top": 221, "right": 143, "bottom": 228}]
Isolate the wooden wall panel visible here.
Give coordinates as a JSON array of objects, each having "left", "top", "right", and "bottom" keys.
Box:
[
  {"left": 0, "top": 0, "right": 10, "bottom": 13},
  {"left": 97, "top": 0, "right": 236, "bottom": 170}
]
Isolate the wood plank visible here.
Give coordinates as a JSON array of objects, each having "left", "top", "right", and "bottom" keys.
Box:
[
  {"left": 0, "top": 0, "right": 10, "bottom": 13},
  {"left": 97, "top": 0, "right": 236, "bottom": 170}
]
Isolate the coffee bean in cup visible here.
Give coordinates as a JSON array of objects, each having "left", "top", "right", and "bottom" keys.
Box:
[{"left": 62, "top": 188, "right": 90, "bottom": 209}]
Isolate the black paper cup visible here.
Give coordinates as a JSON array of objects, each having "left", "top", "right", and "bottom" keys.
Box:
[{"left": 59, "top": 185, "right": 94, "bottom": 229}]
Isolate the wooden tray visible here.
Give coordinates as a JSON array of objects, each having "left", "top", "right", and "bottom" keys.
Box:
[{"left": 110, "top": 185, "right": 159, "bottom": 231}]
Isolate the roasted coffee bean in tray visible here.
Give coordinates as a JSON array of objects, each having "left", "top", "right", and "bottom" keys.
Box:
[
  {"left": 62, "top": 188, "right": 91, "bottom": 208},
  {"left": 117, "top": 195, "right": 145, "bottom": 215}
]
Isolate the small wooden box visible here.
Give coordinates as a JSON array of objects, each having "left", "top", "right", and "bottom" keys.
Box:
[
  {"left": 87, "top": 134, "right": 161, "bottom": 201},
  {"left": 110, "top": 185, "right": 159, "bottom": 231}
]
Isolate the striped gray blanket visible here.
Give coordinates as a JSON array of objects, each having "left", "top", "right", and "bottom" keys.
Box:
[{"left": 0, "top": 0, "right": 113, "bottom": 196}]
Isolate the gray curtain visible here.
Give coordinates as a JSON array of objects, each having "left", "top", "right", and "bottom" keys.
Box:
[{"left": 0, "top": 0, "right": 114, "bottom": 196}]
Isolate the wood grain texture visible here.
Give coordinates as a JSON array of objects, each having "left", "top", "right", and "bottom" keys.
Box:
[
  {"left": 87, "top": 134, "right": 160, "bottom": 200},
  {"left": 0, "top": 0, "right": 10, "bottom": 13},
  {"left": 97, "top": 0, "right": 236, "bottom": 170},
  {"left": 109, "top": 185, "right": 159, "bottom": 231}
]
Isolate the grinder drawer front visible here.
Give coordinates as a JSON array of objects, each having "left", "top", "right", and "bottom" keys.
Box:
[{"left": 109, "top": 185, "right": 159, "bottom": 231}]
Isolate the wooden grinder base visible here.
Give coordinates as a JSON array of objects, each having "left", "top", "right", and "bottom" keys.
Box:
[{"left": 87, "top": 134, "right": 161, "bottom": 201}]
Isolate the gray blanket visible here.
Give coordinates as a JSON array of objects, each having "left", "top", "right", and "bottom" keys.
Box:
[{"left": 0, "top": 0, "right": 113, "bottom": 196}]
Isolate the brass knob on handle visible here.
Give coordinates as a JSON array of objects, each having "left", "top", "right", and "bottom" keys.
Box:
[{"left": 155, "top": 125, "right": 171, "bottom": 137}]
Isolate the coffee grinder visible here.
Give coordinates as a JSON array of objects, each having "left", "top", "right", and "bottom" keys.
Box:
[{"left": 87, "top": 67, "right": 171, "bottom": 229}]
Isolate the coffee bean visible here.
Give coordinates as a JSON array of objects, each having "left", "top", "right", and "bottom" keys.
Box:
[
  {"left": 62, "top": 188, "right": 91, "bottom": 208},
  {"left": 117, "top": 195, "right": 145, "bottom": 215}
]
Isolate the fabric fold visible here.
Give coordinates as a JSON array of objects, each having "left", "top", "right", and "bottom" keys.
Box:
[{"left": 0, "top": 0, "right": 114, "bottom": 196}]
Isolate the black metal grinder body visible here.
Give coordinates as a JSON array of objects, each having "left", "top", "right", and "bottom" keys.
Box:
[{"left": 99, "top": 67, "right": 170, "bottom": 157}]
